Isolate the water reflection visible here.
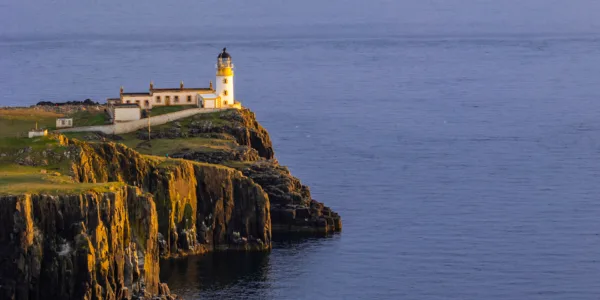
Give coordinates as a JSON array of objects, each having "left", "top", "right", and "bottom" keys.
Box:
[
  {"left": 160, "top": 251, "right": 271, "bottom": 299},
  {"left": 272, "top": 232, "right": 339, "bottom": 248},
  {"left": 160, "top": 234, "right": 341, "bottom": 299}
]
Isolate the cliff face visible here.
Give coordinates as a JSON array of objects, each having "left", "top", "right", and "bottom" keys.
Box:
[
  {"left": 70, "top": 140, "right": 271, "bottom": 255},
  {"left": 0, "top": 186, "right": 169, "bottom": 300},
  {"left": 187, "top": 109, "right": 274, "bottom": 160},
  {"left": 241, "top": 162, "right": 342, "bottom": 234},
  {"left": 145, "top": 109, "right": 342, "bottom": 234},
  {"left": 0, "top": 107, "right": 340, "bottom": 299}
]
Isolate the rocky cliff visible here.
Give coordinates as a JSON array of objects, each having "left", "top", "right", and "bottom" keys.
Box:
[
  {"left": 70, "top": 139, "right": 272, "bottom": 255},
  {"left": 0, "top": 134, "right": 271, "bottom": 299},
  {"left": 141, "top": 109, "right": 342, "bottom": 234},
  {"left": 0, "top": 186, "right": 171, "bottom": 299},
  {"left": 0, "top": 107, "right": 341, "bottom": 299}
]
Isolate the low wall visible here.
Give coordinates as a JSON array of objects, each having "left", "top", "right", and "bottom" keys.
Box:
[{"left": 58, "top": 108, "right": 226, "bottom": 135}]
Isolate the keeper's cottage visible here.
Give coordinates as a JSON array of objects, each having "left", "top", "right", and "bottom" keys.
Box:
[{"left": 108, "top": 48, "right": 241, "bottom": 110}]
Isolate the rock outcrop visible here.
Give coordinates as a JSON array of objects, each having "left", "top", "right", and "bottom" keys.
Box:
[
  {"left": 241, "top": 161, "right": 342, "bottom": 234},
  {"left": 0, "top": 186, "right": 174, "bottom": 299},
  {"left": 70, "top": 139, "right": 271, "bottom": 255},
  {"left": 0, "top": 134, "right": 272, "bottom": 299},
  {"left": 0, "top": 106, "right": 341, "bottom": 299},
  {"left": 141, "top": 109, "right": 342, "bottom": 234}
]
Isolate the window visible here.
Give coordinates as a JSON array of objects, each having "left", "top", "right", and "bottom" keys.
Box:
[
  {"left": 166, "top": 96, "right": 170, "bottom": 103},
  {"left": 223, "top": 90, "right": 228, "bottom": 96},
  {"left": 174, "top": 96, "right": 179, "bottom": 103},
  {"left": 144, "top": 100, "right": 149, "bottom": 107},
  {"left": 187, "top": 95, "right": 192, "bottom": 103},
  {"left": 61, "top": 120, "right": 66, "bottom": 125},
  {"left": 224, "top": 101, "right": 228, "bottom": 105},
  {"left": 156, "top": 96, "right": 161, "bottom": 103},
  {"left": 135, "top": 100, "right": 140, "bottom": 104},
  {"left": 126, "top": 100, "right": 130, "bottom": 104},
  {"left": 223, "top": 78, "right": 228, "bottom": 84}
]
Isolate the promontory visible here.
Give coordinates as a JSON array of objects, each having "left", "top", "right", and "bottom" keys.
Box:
[{"left": 0, "top": 105, "right": 341, "bottom": 299}]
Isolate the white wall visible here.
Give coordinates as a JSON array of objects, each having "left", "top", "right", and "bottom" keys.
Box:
[
  {"left": 215, "top": 75, "right": 234, "bottom": 105},
  {"left": 121, "top": 95, "right": 151, "bottom": 108},
  {"left": 58, "top": 108, "right": 227, "bottom": 135},
  {"left": 121, "top": 91, "right": 215, "bottom": 108},
  {"left": 28, "top": 130, "right": 47, "bottom": 138},
  {"left": 114, "top": 107, "right": 141, "bottom": 122},
  {"left": 151, "top": 91, "right": 199, "bottom": 107},
  {"left": 204, "top": 99, "right": 216, "bottom": 108}
]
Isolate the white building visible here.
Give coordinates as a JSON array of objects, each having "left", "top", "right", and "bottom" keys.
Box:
[
  {"left": 200, "top": 93, "right": 219, "bottom": 109},
  {"left": 28, "top": 129, "right": 48, "bottom": 138},
  {"left": 56, "top": 118, "right": 73, "bottom": 128},
  {"left": 112, "top": 104, "right": 141, "bottom": 122},
  {"left": 108, "top": 48, "right": 241, "bottom": 110}
]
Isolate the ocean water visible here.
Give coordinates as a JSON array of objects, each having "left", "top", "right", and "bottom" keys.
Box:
[{"left": 2, "top": 0, "right": 600, "bottom": 299}]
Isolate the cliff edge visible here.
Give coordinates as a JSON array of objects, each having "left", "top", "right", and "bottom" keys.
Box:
[{"left": 0, "top": 107, "right": 340, "bottom": 299}]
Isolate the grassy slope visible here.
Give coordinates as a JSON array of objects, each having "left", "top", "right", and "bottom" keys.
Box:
[
  {"left": 0, "top": 165, "right": 124, "bottom": 195},
  {"left": 64, "top": 110, "right": 237, "bottom": 156},
  {"left": 150, "top": 105, "right": 194, "bottom": 116},
  {"left": 70, "top": 110, "right": 108, "bottom": 127},
  {"left": 0, "top": 108, "right": 108, "bottom": 137},
  {"left": 0, "top": 109, "right": 63, "bottom": 137},
  {"left": 0, "top": 109, "right": 246, "bottom": 194},
  {"left": 118, "top": 134, "right": 235, "bottom": 156}
]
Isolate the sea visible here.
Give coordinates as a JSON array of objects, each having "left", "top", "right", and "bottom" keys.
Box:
[{"left": 2, "top": 0, "right": 600, "bottom": 299}]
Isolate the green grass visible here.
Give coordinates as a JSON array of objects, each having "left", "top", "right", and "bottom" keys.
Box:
[
  {"left": 117, "top": 134, "right": 236, "bottom": 156},
  {"left": 0, "top": 165, "right": 124, "bottom": 195},
  {"left": 0, "top": 109, "right": 63, "bottom": 138},
  {"left": 150, "top": 109, "right": 235, "bottom": 131},
  {"left": 0, "top": 135, "right": 62, "bottom": 153},
  {"left": 69, "top": 110, "right": 108, "bottom": 127},
  {"left": 0, "top": 108, "right": 107, "bottom": 137},
  {"left": 61, "top": 132, "right": 91, "bottom": 140},
  {"left": 150, "top": 105, "right": 194, "bottom": 116},
  {"left": 0, "top": 135, "right": 74, "bottom": 174}
]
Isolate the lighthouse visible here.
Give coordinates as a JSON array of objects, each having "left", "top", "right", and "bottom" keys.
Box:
[
  {"left": 110, "top": 47, "right": 241, "bottom": 110},
  {"left": 216, "top": 48, "right": 234, "bottom": 106}
]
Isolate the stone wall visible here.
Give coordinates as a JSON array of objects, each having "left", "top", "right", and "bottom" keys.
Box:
[{"left": 58, "top": 108, "right": 226, "bottom": 135}]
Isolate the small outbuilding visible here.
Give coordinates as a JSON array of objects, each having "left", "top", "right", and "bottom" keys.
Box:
[
  {"left": 112, "top": 104, "right": 141, "bottom": 123},
  {"left": 28, "top": 129, "right": 48, "bottom": 138},
  {"left": 56, "top": 118, "right": 73, "bottom": 128},
  {"left": 200, "top": 93, "right": 219, "bottom": 109}
]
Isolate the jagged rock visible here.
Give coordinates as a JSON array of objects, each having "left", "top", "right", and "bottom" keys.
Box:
[
  {"left": 0, "top": 106, "right": 342, "bottom": 298},
  {"left": 69, "top": 139, "right": 271, "bottom": 254},
  {"left": 186, "top": 109, "right": 274, "bottom": 159},
  {"left": 171, "top": 145, "right": 260, "bottom": 164},
  {"left": 0, "top": 187, "right": 161, "bottom": 300}
]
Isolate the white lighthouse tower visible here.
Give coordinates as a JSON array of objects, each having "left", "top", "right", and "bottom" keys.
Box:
[{"left": 216, "top": 48, "right": 234, "bottom": 106}]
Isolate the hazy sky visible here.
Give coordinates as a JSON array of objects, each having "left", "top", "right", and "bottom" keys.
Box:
[{"left": 1, "top": 0, "right": 599, "bottom": 38}]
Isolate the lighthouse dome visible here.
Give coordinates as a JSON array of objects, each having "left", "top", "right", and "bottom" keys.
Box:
[{"left": 218, "top": 48, "right": 231, "bottom": 59}]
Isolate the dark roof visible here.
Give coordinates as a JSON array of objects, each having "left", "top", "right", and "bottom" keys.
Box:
[
  {"left": 107, "top": 98, "right": 121, "bottom": 101},
  {"left": 151, "top": 88, "right": 212, "bottom": 92},
  {"left": 217, "top": 47, "right": 231, "bottom": 59},
  {"left": 121, "top": 92, "right": 150, "bottom": 96},
  {"left": 113, "top": 103, "right": 140, "bottom": 108}
]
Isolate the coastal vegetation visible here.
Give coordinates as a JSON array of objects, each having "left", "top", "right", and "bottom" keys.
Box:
[{"left": 0, "top": 106, "right": 340, "bottom": 299}]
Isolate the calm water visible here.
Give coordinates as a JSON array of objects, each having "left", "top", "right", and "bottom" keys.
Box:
[{"left": 3, "top": 1, "right": 600, "bottom": 299}]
